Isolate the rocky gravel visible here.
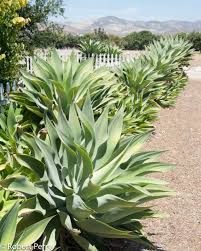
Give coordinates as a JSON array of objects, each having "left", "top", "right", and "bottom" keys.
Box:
[{"left": 139, "top": 73, "right": 201, "bottom": 251}]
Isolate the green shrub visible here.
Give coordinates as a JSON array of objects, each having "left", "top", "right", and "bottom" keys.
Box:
[
  {"left": 108, "top": 34, "right": 123, "bottom": 47},
  {"left": 26, "top": 24, "right": 80, "bottom": 50},
  {"left": 123, "top": 31, "right": 157, "bottom": 51},
  {"left": 188, "top": 32, "right": 201, "bottom": 52},
  {"left": 114, "top": 36, "right": 193, "bottom": 134},
  {"left": 103, "top": 43, "right": 122, "bottom": 56}
]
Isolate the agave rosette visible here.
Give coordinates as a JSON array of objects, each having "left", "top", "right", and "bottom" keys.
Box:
[
  {"left": 0, "top": 98, "right": 174, "bottom": 250},
  {"left": 79, "top": 39, "right": 105, "bottom": 56},
  {"left": 10, "top": 51, "right": 120, "bottom": 119}
]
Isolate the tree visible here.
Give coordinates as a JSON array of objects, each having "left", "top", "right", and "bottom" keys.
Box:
[
  {"left": 82, "top": 28, "right": 109, "bottom": 42},
  {"left": 18, "top": 0, "right": 64, "bottom": 52},
  {"left": 94, "top": 27, "right": 109, "bottom": 41},
  {"left": 188, "top": 32, "right": 201, "bottom": 51},
  {"left": 28, "top": 23, "right": 63, "bottom": 49},
  {"left": 31, "top": 23, "right": 80, "bottom": 49},
  {"left": 55, "top": 32, "right": 80, "bottom": 49},
  {"left": 108, "top": 34, "right": 123, "bottom": 47},
  {"left": 0, "top": 0, "right": 29, "bottom": 83},
  {"left": 123, "top": 31, "right": 157, "bottom": 50}
]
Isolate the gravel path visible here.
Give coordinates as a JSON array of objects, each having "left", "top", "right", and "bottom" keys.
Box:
[{"left": 142, "top": 73, "right": 201, "bottom": 251}]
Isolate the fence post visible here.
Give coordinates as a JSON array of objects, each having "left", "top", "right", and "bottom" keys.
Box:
[{"left": 111, "top": 54, "right": 114, "bottom": 68}]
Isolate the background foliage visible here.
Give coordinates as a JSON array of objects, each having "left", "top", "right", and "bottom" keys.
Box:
[
  {"left": 0, "top": 0, "right": 29, "bottom": 83},
  {"left": 19, "top": 0, "right": 65, "bottom": 52},
  {"left": 122, "top": 31, "right": 158, "bottom": 50}
]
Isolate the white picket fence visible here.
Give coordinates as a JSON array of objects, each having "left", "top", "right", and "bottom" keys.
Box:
[
  {"left": 1, "top": 50, "right": 139, "bottom": 106},
  {"left": 24, "top": 51, "right": 136, "bottom": 73}
]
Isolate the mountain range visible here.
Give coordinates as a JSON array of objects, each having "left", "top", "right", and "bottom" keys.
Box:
[{"left": 63, "top": 16, "right": 201, "bottom": 36}]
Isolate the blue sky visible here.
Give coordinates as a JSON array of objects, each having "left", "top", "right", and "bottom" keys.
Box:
[{"left": 61, "top": 0, "right": 201, "bottom": 22}]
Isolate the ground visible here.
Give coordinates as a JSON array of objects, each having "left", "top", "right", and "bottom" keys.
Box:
[
  {"left": 190, "top": 52, "right": 201, "bottom": 66},
  {"left": 138, "top": 56, "right": 201, "bottom": 251}
]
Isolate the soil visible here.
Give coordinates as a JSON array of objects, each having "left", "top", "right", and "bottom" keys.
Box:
[
  {"left": 190, "top": 52, "right": 201, "bottom": 66},
  {"left": 135, "top": 65, "right": 201, "bottom": 251}
]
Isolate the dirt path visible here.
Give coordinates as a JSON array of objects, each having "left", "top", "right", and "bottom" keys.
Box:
[{"left": 141, "top": 75, "right": 201, "bottom": 251}]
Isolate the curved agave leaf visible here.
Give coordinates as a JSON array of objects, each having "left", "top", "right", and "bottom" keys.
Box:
[{"left": 0, "top": 202, "right": 19, "bottom": 250}]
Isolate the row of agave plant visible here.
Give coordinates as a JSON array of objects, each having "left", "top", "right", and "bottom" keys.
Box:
[{"left": 0, "top": 36, "right": 193, "bottom": 250}]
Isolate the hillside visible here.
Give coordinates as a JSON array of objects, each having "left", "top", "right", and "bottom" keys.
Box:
[{"left": 63, "top": 16, "right": 201, "bottom": 35}]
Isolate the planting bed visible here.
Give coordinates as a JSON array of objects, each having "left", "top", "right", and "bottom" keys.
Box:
[{"left": 0, "top": 37, "right": 197, "bottom": 251}]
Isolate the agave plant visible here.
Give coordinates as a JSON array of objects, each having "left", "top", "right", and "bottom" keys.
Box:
[
  {"left": 117, "top": 58, "right": 164, "bottom": 98},
  {"left": 0, "top": 104, "right": 30, "bottom": 171},
  {"left": 79, "top": 39, "right": 122, "bottom": 57},
  {"left": 0, "top": 99, "right": 174, "bottom": 250},
  {"left": 115, "top": 58, "right": 163, "bottom": 134},
  {"left": 0, "top": 202, "right": 54, "bottom": 250},
  {"left": 0, "top": 104, "right": 38, "bottom": 218},
  {"left": 121, "top": 94, "right": 159, "bottom": 134},
  {"left": 79, "top": 39, "right": 105, "bottom": 56},
  {"left": 158, "top": 36, "right": 193, "bottom": 67},
  {"left": 103, "top": 43, "right": 122, "bottom": 56},
  {"left": 10, "top": 51, "right": 120, "bottom": 121},
  {"left": 157, "top": 72, "right": 188, "bottom": 107},
  {"left": 145, "top": 36, "right": 194, "bottom": 107}
]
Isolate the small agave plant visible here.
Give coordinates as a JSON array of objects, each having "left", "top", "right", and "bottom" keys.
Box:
[
  {"left": 79, "top": 39, "right": 105, "bottom": 56},
  {"left": 0, "top": 98, "right": 174, "bottom": 250},
  {"left": 103, "top": 43, "right": 122, "bottom": 56}
]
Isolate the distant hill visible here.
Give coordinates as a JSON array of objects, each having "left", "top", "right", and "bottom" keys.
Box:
[{"left": 63, "top": 16, "right": 201, "bottom": 36}]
